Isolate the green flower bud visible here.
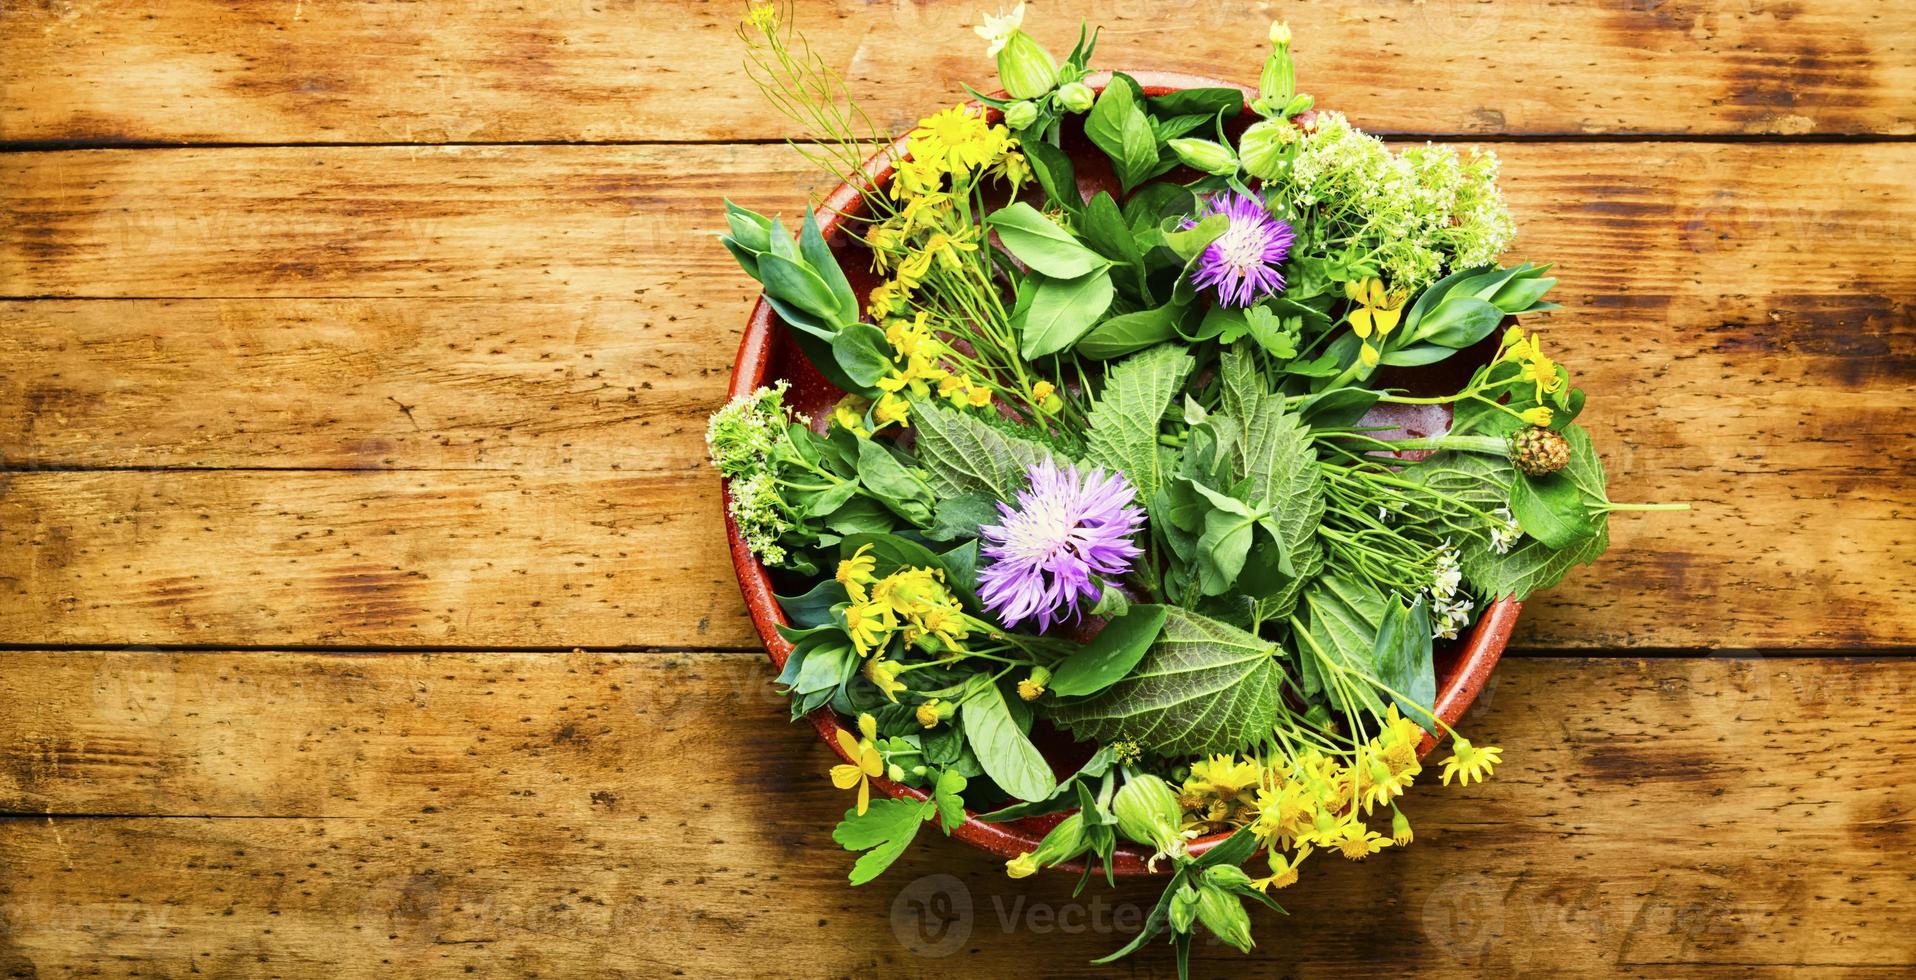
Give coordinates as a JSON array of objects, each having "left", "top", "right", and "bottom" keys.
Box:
[
  {"left": 997, "top": 31, "right": 1060, "bottom": 100},
  {"left": 1202, "top": 863, "right": 1257, "bottom": 892},
  {"left": 1056, "top": 80, "right": 1095, "bottom": 113},
  {"left": 1031, "top": 812, "right": 1087, "bottom": 866},
  {"left": 1168, "top": 883, "right": 1201, "bottom": 934},
  {"left": 1237, "top": 119, "right": 1297, "bottom": 181},
  {"left": 1003, "top": 99, "right": 1040, "bottom": 130},
  {"left": 1113, "top": 774, "right": 1184, "bottom": 854},
  {"left": 1196, "top": 883, "right": 1255, "bottom": 952},
  {"left": 1167, "top": 138, "right": 1239, "bottom": 177},
  {"left": 1258, "top": 22, "right": 1296, "bottom": 111}
]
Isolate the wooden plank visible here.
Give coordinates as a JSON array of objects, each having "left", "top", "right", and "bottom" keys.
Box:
[
  {"left": 1, "top": 652, "right": 1910, "bottom": 976},
  {"left": 0, "top": 471, "right": 755, "bottom": 648},
  {"left": 2, "top": 0, "right": 1912, "bottom": 143},
  {"left": 4, "top": 141, "right": 1913, "bottom": 649},
  {"left": 1, "top": 298, "right": 734, "bottom": 473}
]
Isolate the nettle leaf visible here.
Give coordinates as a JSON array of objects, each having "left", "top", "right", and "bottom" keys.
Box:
[
  {"left": 986, "top": 202, "right": 1110, "bottom": 279},
  {"left": 1464, "top": 427, "right": 1611, "bottom": 599},
  {"left": 1085, "top": 344, "right": 1196, "bottom": 504},
  {"left": 1296, "top": 575, "right": 1389, "bottom": 717},
  {"left": 908, "top": 398, "right": 1052, "bottom": 499},
  {"left": 923, "top": 492, "right": 1000, "bottom": 542},
  {"left": 962, "top": 680, "right": 1058, "bottom": 802},
  {"left": 1218, "top": 349, "right": 1324, "bottom": 576},
  {"left": 1050, "top": 606, "right": 1285, "bottom": 757},
  {"left": 832, "top": 797, "right": 935, "bottom": 885}
]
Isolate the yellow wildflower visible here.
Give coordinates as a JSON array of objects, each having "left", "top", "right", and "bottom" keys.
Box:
[
  {"left": 1520, "top": 405, "right": 1555, "bottom": 427},
  {"left": 1359, "top": 343, "right": 1381, "bottom": 368},
  {"left": 1005, "top": 851, "right": 1039, "bottom": 879},
  {"left": 1501, "top": 330, "right": 1565, "bottom": 402},
  {"left": 1188, "top": 755, "right": 1262, "bottom": 802},
  {"left": 966, "top": 385, "right": 993, "bottom": 409},
  {"left": 908, "top": 105, "right": 1010, "bottom": 174},
  {"left": 1440, "top": 737, "right": 1502, "bottom": 787},
  {"left": 1016, "top": 666, "right": 1050, "bottom": 702},
  {"left": 1252, "top": 845, "right": 1310, "bottom": 892},
  {"left": 843, "top": 600, "right": 895, "bottom": 657},
  {"left": 866, "top": 279, "right": 911, "bottom": 319},
  {"left": 1323, "top": 819, "right": 1392, "bottom": 861},
  {"left": 890, "top": 157, "right": 946, "bottom": 200},
  {"left": 1345, "top": 277, "right": 1406, "bottom": 340},
  {"left": 836, "top": 543, "right": 878, "bottom": 601},
  {"left": 863, "top": 657, "right": 908, "bottom": 702},
  {"left": 874, "top": 393, "right": 911, "bottom": 428},
  {"left": 915, "top": 698, "right": 948, "bottom": 729},
  {"left": 990, "top": 148, "right": 1032, "bottom": 187},
  {"left": 1250, "top": 782, "right": 1315, "bottom": 844},
  {"left": 829, "top": 714, "right": 884, "bottom": 815},
  {"left": 1390, "top": 805, "right": 1414, "bottom": 846},
  {"left": 742, "top": 1, "right": 778, "bottom": 33},
  {"left": 832, "top": 399, "right": 871, "bottom": 438}
]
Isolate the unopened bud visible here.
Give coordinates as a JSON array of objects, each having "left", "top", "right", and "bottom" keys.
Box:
[
  {"left": 1003, "top": 99, "right": 1040, "bottom": 130},
  {"left": 1057, "top": 80, "right": 1095, "bottom": 113},
  {"left": 1167, "top": 138, "right": 1239, "bottom": 177},
  {"left": 997, "top": 31, "right": 1060, "bottom": 100}
]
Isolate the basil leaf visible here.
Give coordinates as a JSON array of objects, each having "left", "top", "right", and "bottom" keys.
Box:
[
  {"left": 1411, "top": 295, "right": 1506, "bottom": 349},
  {"left": 1508, "top": 469, "right": 1600, "bottom": 549},
  {"left": 855, "top": 438, "right": 933, "bottom": 525},
  {"left": 1021, "top": 268, "right": 1116, "bottom": 360},
  {"left": 831, "top": 321, "right": 893, "bottom": 388},
  {"left": 961, "top": 681, "right": 1058, "bottom": 802},
  {"left": 986, "top": 202, "right": 1109, "bottom": 279},
  {"left": 1050, "top": 604, "right": 1169, "bottom": 697},
  {"left": 1076, "top": 300, "right": 1186, "bottom": 360},
  {"left": 1023, "top": 138, "right": 1082, "bottom": 212}
]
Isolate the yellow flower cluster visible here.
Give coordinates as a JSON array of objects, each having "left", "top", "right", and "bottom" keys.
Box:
[
  {"left": 861, "top": 312, "right": 993, "bottom": 427},
  {"left": 835, "top": 546, "right": 971, "bottom": 661},
  {"left": 1498, "top": 326, "right": 1567, "bottom": 425},
  {"left": 1174, "top": 707, "right": 1501, "bottom": 890}
]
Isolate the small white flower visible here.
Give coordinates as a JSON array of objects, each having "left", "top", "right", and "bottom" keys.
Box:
[
  {"left": 1488, "top": 505, "right": 1520, "bottom": 555},
  {"left": 974, "top": 2, "right": 1025, "bottom": 57}
]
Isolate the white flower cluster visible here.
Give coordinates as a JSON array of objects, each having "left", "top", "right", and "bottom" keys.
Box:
[
  {"left": 1488, "top": 505, "right": 1521, "bottom": 555},
  {"left": 1281, "top": 112, "right": 1516, "bottom": 290},
  {"left": 1426, "top": 540, "right": 1475, "bottom": 641},
  {"left": 706, "top": 382, "right": 803, "bottom": 565}
]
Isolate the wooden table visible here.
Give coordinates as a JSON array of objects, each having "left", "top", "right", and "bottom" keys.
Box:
[{"left": 2, "top": 2, "right": 1912, "bottom": 976}]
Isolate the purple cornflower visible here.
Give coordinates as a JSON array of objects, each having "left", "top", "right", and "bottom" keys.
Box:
[
  {"left": 977, "top": 460, "right": 1146, "bottom": 632},
  {"left": 1187, "top": 191, "right": 1295, "bottom": 308}
]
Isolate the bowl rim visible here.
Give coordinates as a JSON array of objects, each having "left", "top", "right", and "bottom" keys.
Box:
[{"left": 721, "top": 70, "right": 1519, "bottom": 875}]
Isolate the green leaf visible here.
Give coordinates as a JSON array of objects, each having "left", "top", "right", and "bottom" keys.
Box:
[
  {"left": 986, "top": 202, "right": 1109, "bottom": 279},
  {"left": 1373, "top": 596, "right": 1437, "bottom": 729},
  {"left": 832, "top": 321, "right": 893, "bottom": 388},
  {"left": 1050, "top": 605, "right": 1169, "bottom": 697},
  {"left": 1297, "top": 575, "right": 1389, "bottom": 716},
  {"left": 1076, "top": 300, "right": 1186, "bottom": 360},
  {"left": 908, "top": 398, "right": 1052, "bottom": 499},
  {"left": 1161, "top": 212, "right": 1227, "bottom": 261},
  {"left": 832, "top": 798, "right": 934, "bottom": 885},
  {"left": 1022, "top": 268, "right": 1117, "bottom": 360},
  {"left": 1023, "top": 138, "right": 1082, "bottom": 212},
  {"left": 837, "top": 532, "right": 945, "bottom": 577},
  {"left": 799, "top": 210, "right": 859, "bottom": 326},
  {"left": 1463, "top": 427, "right": 1611, "bottom": 599},
  {"left": 1146, "top": 87, "right": 1245, "bottom": 119},
  {"left": 975, "top": 745, "right": 1119, "bottom": 822},
  {"left": 961, "top": 681, "right": 1058, "bottom": 802},
  {"left": 1078, "top": 191, "right": 1141, "bottom": 269},
  {"left": 756, "top": 251, "right": 841, "bottom": 321},
  {"left": 775, "top": 578, "right": 849, "bottom": 628},
  {"left": 1508, "top": 470, "right": 1600, "bottom": 549},
  {"left": 923, "top": 492, "right": 1000, "bottom": 542},
  {"left": 1051, "top": 607, "right": 1285, "bottom": 757},
  {"left": 1084, "top": 344, "right": 1196, "bottom": 503},
  {"left": 1083, "top": 80, "right": 1139, "bottom": 166},
  {"left": 1411, "top": 295, "right": 1505, "bottom": 349},
  {"left": 1190, "top": 483, "right": 1260, "bottom": 595},
  {"left": 1218, "top": 349, "right": 1324, "bottom": 577},
  {"left": 855, "top": 438, "right": 933, "bottom": 525},
  {"left": 931, "top": 770, "right": 969, "bottom": 833}
]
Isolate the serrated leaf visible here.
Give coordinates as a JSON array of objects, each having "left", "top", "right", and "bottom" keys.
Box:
[
  {"left": 1216, "top": 348, "right": 1324, "bottom": 578},
  {"left": 932, "top": 770, "right": 969, "bottom": 833},
  {"left": 1464, "top": 427, "right": 1612, "bottom": 598},
  {"left": 1050, "top": 607, "right": 1284, "bottom": 757},
  {"left": 908, "top": 398, "right": 1052, "bottom": 499},
  {"left": 1085, "top": 344, "right": 1195, "bottom": 504}
]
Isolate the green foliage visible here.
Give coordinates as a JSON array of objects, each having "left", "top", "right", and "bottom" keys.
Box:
[{"left": 1051, "top": 607, "right": 1285, "bottom": 757}]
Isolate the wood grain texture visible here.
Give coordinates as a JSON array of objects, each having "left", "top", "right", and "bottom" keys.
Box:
[
  {"left": 3, "top": 0, "right": 1913, "bottom": 144},
  {"left": 2, "top": 143, "right": 1912, "bottom": 649},
  {"left": 2, "top": 652, "right": 1911, "bottom": 977},
  {"left": 0, "top": 471, "right": 750, "bottom": 648}
]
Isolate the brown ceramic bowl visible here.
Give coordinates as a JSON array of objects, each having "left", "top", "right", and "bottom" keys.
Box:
[{"left": 722, "top": 72, "right": 1518, "bottom": 875}]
